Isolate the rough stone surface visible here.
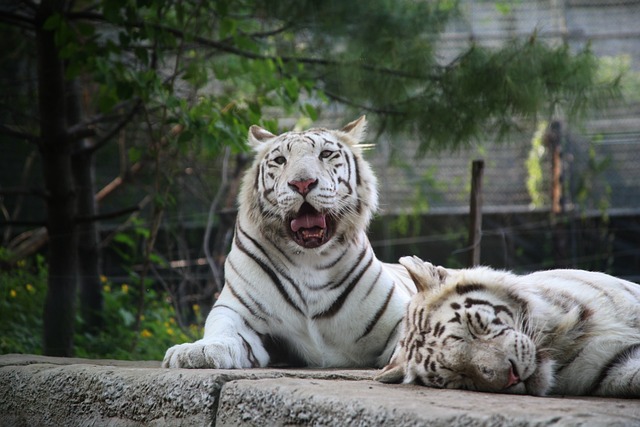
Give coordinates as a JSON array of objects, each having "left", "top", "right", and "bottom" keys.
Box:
[
  {"left": 218, "top": 378, "right": 640, "bottom": 426},
  {"left": 1, "top": 354, "right": 639, "bottom": 427}
]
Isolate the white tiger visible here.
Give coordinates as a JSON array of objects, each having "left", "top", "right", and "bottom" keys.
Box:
[
  {"left": 163, "top": 117, "right": 416, "bottom": 369},
  {"left": 376, "top": 256, "right": 640, "bottom": 397}
]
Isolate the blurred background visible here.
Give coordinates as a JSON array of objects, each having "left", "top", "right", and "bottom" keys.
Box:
[{"left": 1, "top": 0, "right": 639, "bottom": 359}]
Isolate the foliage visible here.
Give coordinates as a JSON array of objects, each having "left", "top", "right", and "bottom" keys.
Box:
[
  {"left": 74, "top": 276, "right": 202, "bottom": 360},
  {"left": 388, "top": 163, "right": 445, "bottom": 238},
  {"left": 0, "top": 254, "right": 200, "bottom": 360},
  {"left": 526, "top": 121, "right": 549, "bottom": 208},
  {"left": 572, "top": 136, "right": 612, "bottom": 217},
  {"left": 0, "top": 252, "right": 47, "bottom": 354},
  {"left": 597, "top": 55, "right": 640, "bottom": 103},
  {"left": 525, "top": 121, "right": 613, "bottom": 214},
  {"left": 4, "top": 0, "right": 619, "bottom": 153}
]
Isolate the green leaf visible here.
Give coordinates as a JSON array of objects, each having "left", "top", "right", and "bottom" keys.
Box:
[
  {"left": 303, "top": 104, "right": 318, "bottom": 121},
  {"left": 42, "top": 14, "right": 61, "bottom": 30},
  {"left": 128, "top": 147, "right": 142, "bottom": 163},
  {"left": 283, "top": 79, "right": 300, "bottom": 102},
  {"left": 178, "top": 129, "right": 194, "bottom": 144},
  {"left": 75, "top": 21, "right": 96, "bottom": 37},
  {"left": 135, "top": 227, "right": 150, "bottom": 239},
  {"left": 148, "top": 253, "right": 168, "bottom": 267},
  {"left": 219, "top": 17, "right": 238, "bottom": 38},
  {"left": 113, "top": 233, "right": 136, "bottom": 249}
]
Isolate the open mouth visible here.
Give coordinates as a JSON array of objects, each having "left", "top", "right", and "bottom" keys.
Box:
[{"left": 289, "top": 202, "right": 334, "bottom": 248}]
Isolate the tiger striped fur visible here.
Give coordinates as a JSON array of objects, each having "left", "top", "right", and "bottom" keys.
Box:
[
  {"left": 163, "top": 117, "right": 416, "bottom": 369},
  {"left": 376, "top": 256, "right": 640, "bottom": 397}
]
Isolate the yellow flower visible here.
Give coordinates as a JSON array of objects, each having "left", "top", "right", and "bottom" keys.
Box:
[
  {"left": 169, "top": 317, "right": 176, "bottom": 325},
  {"left": 166, "top": 327, "right": 174, "bottom": 336},
  {"left": 25, "top": 284, "right": 35, "bottom": 294},
  {"left": 10, "top": 289, "right": 17, "bottom": 298},
  {"left": 103, "top": 285, "right": 111, "bottom": 293},
  {"left": 141, "top": 329, "right": 153, "bottom": 338},
  {"left": 100, "top": 275, "right": 108, "bottom": 283},
  {"left": 192, "top": 304, "right": 200, "bottom": 313},
  {"left": 121, "top": 284, "right": 129, "bottom": 294}
]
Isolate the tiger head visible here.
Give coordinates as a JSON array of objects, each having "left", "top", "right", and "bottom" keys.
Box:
[
  {"left": 239, "top": 116, "right": 378, "bottom": 250},
  {"left": 376, "top": 256, "right": 543, "bottom": 394}
]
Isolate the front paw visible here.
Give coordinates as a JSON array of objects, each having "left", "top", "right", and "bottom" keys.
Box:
[
  {"left": 524, "top": 357, "right": 555, "bottom": 396},
  {"left": 162, "top": 339, "right": 260, "bottom": 369}
]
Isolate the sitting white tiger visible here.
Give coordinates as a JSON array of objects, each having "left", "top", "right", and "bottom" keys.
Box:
[
  {"left": 376, "top": 256, "right": 640, "bottom": 397},
  {"left": 163, "top": 117, "right": 416, "bottom": 369}
]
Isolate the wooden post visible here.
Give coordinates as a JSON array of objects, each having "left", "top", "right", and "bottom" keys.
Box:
[
  {"left": 547, "top": 121, "right": 569, "bottom": 268},
  {"left": 468, "top": 160, "right": 484, "bottom": 267}
]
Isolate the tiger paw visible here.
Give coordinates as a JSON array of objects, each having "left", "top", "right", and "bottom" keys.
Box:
[
  {"left": 162, "top": 338, "right": 265, "bottom": 369},
  {"left": 524, "top": 356, "right": 555, "bottom": 396}
]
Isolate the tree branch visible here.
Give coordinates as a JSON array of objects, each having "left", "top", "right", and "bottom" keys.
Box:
[
  {"left": 0, "top": 187, "right": 49, "bottom": 198},
  {"left": 70, "top": 98, "right": 143, "bottom": 155},
  {"left": 0, "top": 219, "right": 47, "bottom": 227},
  {"left": 68, "top": 11, "right": 426, "bottom": 80},
  {"left": 320, "top": 88, "right": 404, "bottom": 116},
  {"left": 95, "top": 161, "right": 143, "bottom": 202},
  {"left": 67, "top": 124, "right": 96, "bottom": 141},
  {"left": 0, "top": 124, "right": 40, "bottom": 144},
  {"left": 0, "top": 8, "right": 36, "bottom": 30},
  {"left": 203, "top": 147, "right": 230, "bottom": 292},
  {"left": 75, "top": 205, "right": 141, "bottom": 224}
]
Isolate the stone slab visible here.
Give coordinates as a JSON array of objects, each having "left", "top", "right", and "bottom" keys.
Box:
[
  {"left": 218, "top": 378, "right": 640, "bottom": 426},
  {"left": 1, "top": 354, "right": 638, "bottom": 427},
  {"left": 0, "top": 354, "right": 371, "bottom": 427}
]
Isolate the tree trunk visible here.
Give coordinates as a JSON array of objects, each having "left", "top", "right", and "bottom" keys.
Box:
[
  {"left": 37, "top": 0, "right": 78, "bottom": 356},
  {"left": 69, "top": 80, "right": 104, "bottom": 334},
  {"left": 548, "top": 121, "right": 569, "bottom": 269}
]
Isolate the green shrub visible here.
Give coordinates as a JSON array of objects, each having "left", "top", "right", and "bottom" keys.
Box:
[
  {"left": 74, "top": 277, "right": 203, "bottom": 360},
  {"left": 0, "top": 253, "right": 203, "bottom": 360},
  {"left": 0, "top": 254, "right": 47, "bottom": 355}
]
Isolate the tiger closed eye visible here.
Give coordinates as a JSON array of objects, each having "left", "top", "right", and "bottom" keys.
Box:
[{"left": 274, "top": 156, "right": 287, "bottom": 165}]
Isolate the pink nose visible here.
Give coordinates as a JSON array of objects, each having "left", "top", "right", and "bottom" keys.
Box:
[
  {"left": 505, "top": 364, "right": 520, "bottom": 388},
  {"left": 289, "top": 178, "right": 318, "bottom": 195}
]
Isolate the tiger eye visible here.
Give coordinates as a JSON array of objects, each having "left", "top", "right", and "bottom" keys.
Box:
[{"left": 319, "top": 150, "right": 333, "bottom": 159}]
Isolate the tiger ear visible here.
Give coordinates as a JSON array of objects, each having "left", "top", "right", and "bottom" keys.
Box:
[
  {"left": 248, "top": 125, "right": 277, "bottom": 149},
  {"left": 340, "top": 115, "right": 367, "bottom": 143},
  {"left": 399, "top": 256, "right": 448, "bottom": 293}
]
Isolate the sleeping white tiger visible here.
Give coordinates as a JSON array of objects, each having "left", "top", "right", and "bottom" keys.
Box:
[
  {"left": 163, "top": 117, "right": 416, "bottom": 369},
  {"left": 376, "top": 256, "right": 640, "bottom": 397}
]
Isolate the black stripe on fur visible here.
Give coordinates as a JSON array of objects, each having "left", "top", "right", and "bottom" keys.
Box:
[
  {"left": 357, "top": 286, "right": 395, "bottom": 341},
  {"left": 234, "top": 229, "right": 305, "bottom": 315},
  {"left": 587, "top": 342, "right": 640, "bottom": 395}
]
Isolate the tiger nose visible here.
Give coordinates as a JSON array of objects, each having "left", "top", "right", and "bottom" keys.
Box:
[{"left": 289, "top": 178, "right": 318, "bottom": 195}]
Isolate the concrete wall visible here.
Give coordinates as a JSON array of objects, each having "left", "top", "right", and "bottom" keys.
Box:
[{"left": 1, "top": 354, "right": 638, "bottom": 426}]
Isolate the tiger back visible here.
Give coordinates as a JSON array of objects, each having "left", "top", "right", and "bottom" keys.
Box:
[
  {"left": 163, "top": 117, "right": 416, "bottom": 369},
  {"left": 377, "top": 256, "right": 640, "bottom": 397}
]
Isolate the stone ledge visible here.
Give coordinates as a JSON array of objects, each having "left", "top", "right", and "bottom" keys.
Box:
[
  {"left": 1, "top": 354, "right": 638, "bottom": 426},
  {"left": 218, "top": 379, "right": 640, "bottom": 427}
]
